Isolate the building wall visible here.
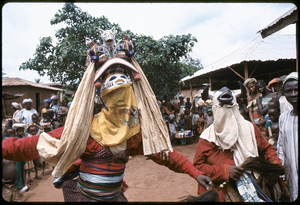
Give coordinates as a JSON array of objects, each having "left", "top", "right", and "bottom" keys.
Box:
[{"left": 2, "top": 86, "right": 60, "bottom": 117}]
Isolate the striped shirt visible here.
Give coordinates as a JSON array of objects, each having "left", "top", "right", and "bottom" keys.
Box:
[{"left": 277, "top": 110, "right": 298, "bottom": 201}]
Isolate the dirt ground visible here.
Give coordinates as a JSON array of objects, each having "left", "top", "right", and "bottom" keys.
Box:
[{"left": 22, "top": 142, "right": 199, "bottom": 202}]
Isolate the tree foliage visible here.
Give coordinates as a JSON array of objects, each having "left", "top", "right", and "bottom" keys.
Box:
[{"left": 20, "top": 3, "right": 202, "bottom": 98}]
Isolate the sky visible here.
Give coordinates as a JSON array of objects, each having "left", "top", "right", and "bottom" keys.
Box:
[{"left": 2, "top": 2, "right": 296, "bottom": 84}]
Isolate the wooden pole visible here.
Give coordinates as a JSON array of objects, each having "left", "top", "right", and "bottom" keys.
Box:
[
  {"left": 249, "top": 62, "right": 259, "bottom": 78},
  {"left": 296, "top": 22, "right": 298, "bottom": 72},
  {"left": 189, "top": 81, "right": 193, "bottom": 101},
  {"left": 244, "top": 61, "right": 249, "bottom": 79},
  {"left": 2, "top": 97, "right": 7, "bottom": 118},
  {"left": 209, "top": 74, "right": 212, "bottom": 91},
  {"left": 228, "top": 66, "right": 245, "bottom": 81}
]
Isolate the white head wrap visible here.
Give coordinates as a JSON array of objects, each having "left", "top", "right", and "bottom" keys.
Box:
[
  {"left": 179, "top": 94, "right": 185, "bottom": 99},
  {"left": 22, "top": 98, "right": 33, "bottom": 104},
  {"left": 283, "top": 72, "right": 298, "bottom": 85},
  {"left": 12, "top": 102, "right": 20, "bottom": 109},
  {"left": 51, "top": 95, "right": 59, "bottom": 100},
  {"left": 169, "top": 114, "right": 175, "bottom": 120},
  {"left": 12, "top": 123, "right": 28, "bottom": 131}
]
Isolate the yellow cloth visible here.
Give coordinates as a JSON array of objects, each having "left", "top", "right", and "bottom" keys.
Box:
[{"left": 90, "top": 83, "right": 140, "bottom": 146}]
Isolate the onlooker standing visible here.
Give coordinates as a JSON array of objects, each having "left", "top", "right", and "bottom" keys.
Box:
[
  {"left": 25, "top": 123, "right": 42, "bottom": 181},
  {"left": 277, "top": 72, "right": 298, "bottom": 201},
  {"left": 44, "top": 98, "right": 56, "bottom": 120},
  {"left": 58, "top": 98, "right": 69, "bottom": 125},
  {"left": 168, "top": 114, "right": 178, "bottom": 144},
  {"left": 255, "top": 80, "right": 277, "bottom": 137},
  {"left": 13, "top": 99, "right": 38, "bottom": 125},
  {"left": 40, "top": 108, "right": 52, "bottom": 133},
  {"left": 245, "top": 78, "right": 261, "bottom": 126},
  {"left": 11, "top": 102, "right": 21, "bottom": 122},
  {"left": 266, "top": 104, "right": 280, "bottom": 146},
  {"left": 2, "top": 132, "right": 27, "bottom": 202},
  {"left": 50, "top": 95, "right": 60, "bottom": 116},
  {"left": 203, "top": 107, "right": 214, "bottom": 128},
  {"left": 278, "top": 75, "right": 293, "bottom": 114}
]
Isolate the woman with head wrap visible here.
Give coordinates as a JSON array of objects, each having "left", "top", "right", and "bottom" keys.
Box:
[
  {"left": 13, "top": 99, "right": 38, "bottom": 125},
  {"left": 244, "top": 78, "right": 262, "bottom": 132},
  {"left": 176, "top": 94, "right": 186, "bottom": 122},
  {"left": 50, "top": 95, "right": 60, "bottom": 117},
  {"left": 11, "top": 102, "right": 22, "bottom": 122}
]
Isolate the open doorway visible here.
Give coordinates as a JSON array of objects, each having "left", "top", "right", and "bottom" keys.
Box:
[{"left": 35, "top": 92, "right": 40, "bottom": 112}]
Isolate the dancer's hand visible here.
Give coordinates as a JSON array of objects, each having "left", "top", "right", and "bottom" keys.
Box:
[
  {"left": 196, "top": 174, "right": 213, "bottom": 190},
  {"left": 159, "top": 151, "right": 169, "bottom": 161},
  {"left": 229, "top": 165, "right": 243, "bottom": 181}
]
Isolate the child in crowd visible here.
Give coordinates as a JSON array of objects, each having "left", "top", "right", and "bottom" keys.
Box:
[
  {"left": 58, "top": 98, "right": 69, "bottom": 125},
  {"left": 4, "top": 123, "right": 30, "bottom": 202},
  {"left": 238, "top": 95, "right": 250, "bottom": 121},
  {"left": 13, "top": 123, "right": 34, "bottom": 182},
  {"left": 50, "top": 95, "right": 60, "bottom": 115},
  {"left": 161, "top": 107, "right": 169, "bottom": 123},
  {"left": 2, "top": 133, "right": 28, "bottom": 202},
  {"left": 44, "top": 98, "right": 56, "bottom": 120},
  {"left": 25, "top": 123, "right": 42, "bottom": 181},
  {"left": 194, "top": 113, "right": 206, "bottom": 141},
  {"left": 40, "top": 108, "right": 52, "bottom": 133},
  {"left": 184, "top": 107, "right": 192, "bottom": 131},
  {"left": 52, "top": 114, "right": 63, "bottom": 130},
  {"left": 269, "top": 122, "right": 279, "bottom": 150},
  {"left": 3, "top": 119, "right": 14, "bottom": 136},
  {"left": 168, "top": 114, "right": 178, "bottom": 144},
  {"left": 178, "top": 113, "right": 185, "bottom": 130},
  {"left": 265, "top": 103, "right": 280, "bottom": 138},
  {"left": 185, "top": 97, "right": 192, "bottom": 110}
]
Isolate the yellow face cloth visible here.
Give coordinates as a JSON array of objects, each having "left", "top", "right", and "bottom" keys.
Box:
[{"left": 90, "top": 83, "right": 140, "bottom": 146}]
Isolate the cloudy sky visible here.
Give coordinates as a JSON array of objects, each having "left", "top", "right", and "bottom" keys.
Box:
[{"left": 2, "top": 2, "right": 296, "bottom": 84}]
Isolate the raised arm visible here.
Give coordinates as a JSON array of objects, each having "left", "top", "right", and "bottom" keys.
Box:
[
  {"left": 126, "top": 132, "right": 211, "bottom": 188},
  {"left": 2, "top": 127, "right": 64, "bottom": 162}
]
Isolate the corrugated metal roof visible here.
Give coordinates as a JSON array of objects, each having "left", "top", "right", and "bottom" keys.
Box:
[
  {"left": 181, "top": 34, "right": 296, "bottom": 82},
  {"left": 257, "top": 6, "right": 297, "bottom": 38},
  {"left": 2, "top": 77, "right": 63, "bottom": 91}
]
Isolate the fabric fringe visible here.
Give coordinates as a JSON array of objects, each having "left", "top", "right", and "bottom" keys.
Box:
[
  {"left": 37, "top": 63, "right": 96, "bottom": 177},
  {"left": 130, "top": 58, "right": 173, "bottom": 155}
]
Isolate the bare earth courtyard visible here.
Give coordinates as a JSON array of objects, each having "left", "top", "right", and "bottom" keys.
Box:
[{"left": 23, "top": 143, "right": 199, "bottom": 202}]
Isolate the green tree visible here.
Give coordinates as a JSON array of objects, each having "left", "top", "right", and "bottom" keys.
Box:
[
  {"left": 20, "top": 3, "right": 121, "bottom": 90},
  {"left": 20, "top": 3, "right": 202, "bottom": 99}
]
